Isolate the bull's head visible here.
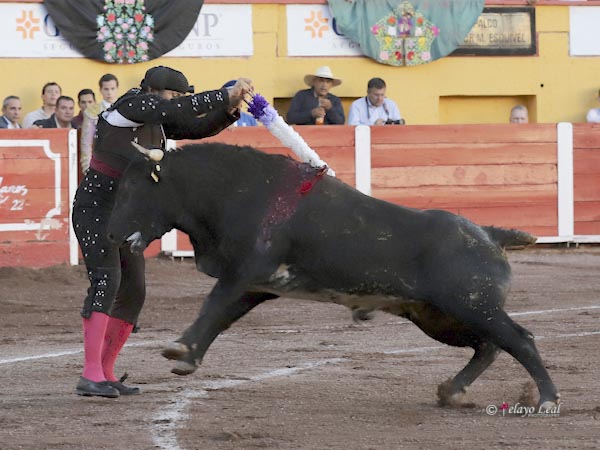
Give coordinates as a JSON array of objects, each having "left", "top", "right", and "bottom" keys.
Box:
[{"left": 107, "top": 142, "right": 177, "bottom": 253}]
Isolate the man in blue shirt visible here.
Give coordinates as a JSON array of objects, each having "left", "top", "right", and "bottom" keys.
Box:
[{"left": 348, "top": 78, "right": 403, "bottom": 126}]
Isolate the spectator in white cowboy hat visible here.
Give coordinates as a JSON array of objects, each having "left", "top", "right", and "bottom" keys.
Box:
[{"left": 287, "top": 66, "right": 345, "bottom": 125}]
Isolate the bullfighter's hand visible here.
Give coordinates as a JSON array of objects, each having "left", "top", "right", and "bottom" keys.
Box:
[{"left": 227, "top": 78, "right": 254, "bottom": 108}]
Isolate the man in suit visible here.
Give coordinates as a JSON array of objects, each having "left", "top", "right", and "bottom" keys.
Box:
[
  {"left": 33, "top": 96, "right": 75, "bottom": 128},
  {"left": 0, "top": 96, "right": 22, "bottom": 129}
]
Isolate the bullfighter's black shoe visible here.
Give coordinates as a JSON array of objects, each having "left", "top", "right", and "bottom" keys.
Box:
[
  {"left": 108, "top": 381, "right": 140, "bottom": 395},
  {"left": 75, "top": 376, "right": 120, "bottom": 398},
  {"left": 108, "top": 374, "right": 140, "bottom": 395}
]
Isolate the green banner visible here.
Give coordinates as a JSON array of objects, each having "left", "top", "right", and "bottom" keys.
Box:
[{"left": 328, "top": 0, "right": 485, "bottom": 66}]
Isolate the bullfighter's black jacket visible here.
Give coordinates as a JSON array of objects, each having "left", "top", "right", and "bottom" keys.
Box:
[
  {"left": 92, "top": 87, "right": 239, "bottom": 174},
  {"left": 73, "top": 86, "right": 239, "bottom": 322}
]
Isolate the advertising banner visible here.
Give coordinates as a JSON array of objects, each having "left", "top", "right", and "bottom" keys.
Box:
[
  {"left": 569, "top": 6, "right": 600, "bottom": 56},
  {"left": 165, "top": 5, "right": 253, "bottom": 57},
  {"left": 0, "top": 3, "right": 82, "bottom": 58},
  {"left": 286, "top": 4, "right": 363, "bottom": 57},
  {"left": 0, "top": 3, "right": 252, "bottom": 59}
]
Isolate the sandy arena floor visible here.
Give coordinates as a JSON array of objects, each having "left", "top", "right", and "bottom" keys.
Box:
[{"left": 1, "top": 247, "right": 599, "bottom": 450}]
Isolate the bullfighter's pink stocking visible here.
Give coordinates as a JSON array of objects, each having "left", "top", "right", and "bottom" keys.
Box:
[
  {"left": 102, "top": 316, "right": 134, "bottom": 382},
  {"left": 81, "top": 311, "right": 109, "bottom": 382}
]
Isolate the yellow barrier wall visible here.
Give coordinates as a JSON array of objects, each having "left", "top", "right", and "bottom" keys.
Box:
[{"left": 0, "top": 1, "right": 598, "bottom": 125}]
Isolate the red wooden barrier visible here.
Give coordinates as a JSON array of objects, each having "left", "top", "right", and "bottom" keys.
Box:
[
  {"left": 168, "top": 124, "right": 562, "bottom": 255},
  {"left": 370, "top": 124, "right": 558, "bottom": 237},
  {"left": 0, "top": 129, "right": 161, "bottom": 267},
  {"left": 2, "top": 123, "right": 598, "bottom": 266},
  {"left": 196, "top": 125, "right": 357, "bottom": 185},
  {"left": 573, "top": 123, "right": 600, "bottom": 235},
  {"left": 171, "top": 125, "right": 357, "bottom": 253},
  {"left": 0, "top": 129, "right": 74, "bottom": 267}
]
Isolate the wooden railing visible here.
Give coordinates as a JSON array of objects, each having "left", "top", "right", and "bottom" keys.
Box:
[{"left": 1, "top": 123, "right": 599, "bottom": 266}]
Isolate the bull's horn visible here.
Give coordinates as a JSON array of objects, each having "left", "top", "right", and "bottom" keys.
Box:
[{"left": 131, "top": 141, "right": 164, "bottom": 162}]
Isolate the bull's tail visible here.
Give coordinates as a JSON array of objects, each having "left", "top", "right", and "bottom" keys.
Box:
[{"left": 483, "top": 225, "right": 537, "bottom": 249}]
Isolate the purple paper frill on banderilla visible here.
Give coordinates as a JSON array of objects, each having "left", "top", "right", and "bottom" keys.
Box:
[
  {"left": 245, "top": 93, "right": 335, "bottom": 177},
  {"left": 247, "top": 94, "right": 277, "bottom": 127}
]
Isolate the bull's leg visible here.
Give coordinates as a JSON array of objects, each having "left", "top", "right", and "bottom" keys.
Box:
[
  {"left": 398, "top": 303, "right": 501, "bottom": 406},
  {"left": 447, "top": 307, "right": 560, "bottom": 407},
  {"left": 162, "top": 283, "right": 278, "bottom": 375},
  {"left": 437, "top": 341, "right": 499, "bottom": 406},
  {"left": 484, "top": 313, "right": 560, "bottom": 407}
]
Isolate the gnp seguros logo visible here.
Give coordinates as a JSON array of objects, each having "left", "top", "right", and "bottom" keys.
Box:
[
  {"left": 14, "top": 8, "right": 65, "bottom": 42},
  {"left": 15, "top": 9, "right": 41, "bottom": 39},
  {"left": 303, "top": 8, "right": 348, "bottom": 40}
]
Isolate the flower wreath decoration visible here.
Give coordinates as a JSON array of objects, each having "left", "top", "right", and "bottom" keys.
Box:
[{"left": 96, "top": 0, "right": 155, "bottom": 64}]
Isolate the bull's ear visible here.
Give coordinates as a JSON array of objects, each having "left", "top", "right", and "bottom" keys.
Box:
[{"left": 131, "top": 141, "right": 164, "bottom": 161}]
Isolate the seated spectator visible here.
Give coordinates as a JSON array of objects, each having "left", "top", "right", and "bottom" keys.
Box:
[
  {"left": 23, "top": 82, "right": 62, "bottom": 128},
  {"left": 98, "top": 73, "right": 119, "bottom": 109},
  {"left": 348, "top": 78, "right": 403, "bottom": 125},
  {"left": 287, "top": 66, "right": 345, "bottom": 125},
  {"left": 33, "top": 95, "right": 75, "bottom": 128},
  {"left": 586, "top": 89, "right": 600, "bottom": 123},
  {"left": 72, "top": 89, "right": 96, "bottom": 129},
  {"left": 80, "top": 74, "right": 119, "bottom": 173},
  {"left": 509, "top": 105, "right": 529, "bottom": 124},
  {"left": 0, "top": 95, "right": 22, "bottom": 129}
]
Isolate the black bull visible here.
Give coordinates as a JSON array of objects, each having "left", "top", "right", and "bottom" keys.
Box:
[{"left": 107, "top": 142, "right": 559, "bottom": 407}]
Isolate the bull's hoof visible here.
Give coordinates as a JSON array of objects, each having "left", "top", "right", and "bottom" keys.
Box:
[
  {"left": 437, "top": 379, "right": 460, "bottom": 406},
  {"left": 437, "top": 379, "right": 474, "bottom": 408},
  {"left": 438, "top": 392, "right": 464, "bottom": 407},
  {"left": 162, "top": 341, "right": 190, "bottom": 361},
  {"left": 352, "top": 308, "right": 374, "bottom": 322},
  {"left": 539, "top": 400, "right": 557, "bottom": 410},
  {"left": 538, "top": 392, "right": 561, "bottom": 410},
  {"left": 171, "top": 360, "right": 198, "bottom": 376}
]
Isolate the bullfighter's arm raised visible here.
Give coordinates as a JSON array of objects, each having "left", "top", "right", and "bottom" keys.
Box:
[
  {"left": 115, "top": 88, "right": 233, "bottom": 126},
  {"left": 164, "top": 108, "right": 241, "bottom": 140}
]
